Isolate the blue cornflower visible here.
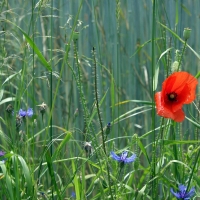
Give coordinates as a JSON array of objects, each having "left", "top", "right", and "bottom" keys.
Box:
[
  {"left": 0, "top": 151, "right": 6, "bottom": 163},
  {"left": 26, "top": 108, "right": 33, "bottom": 117},
  {"left": 18, "top": 108, "right": 33, "bottom": 117},
  {"left": 110, "top": 151, "right": 136, "bottom": 164},
  {"left": 170, "top": 184, "right": 195, "bottom": 200},
  {"left": 0, "top": 151, "right": 5, "bottom": 156},
  {"left": 71, "top": 191, "right": 76, "bottom": 198},
  {"left": 18, "top": 109, "right": 27, "bottom": 117}
]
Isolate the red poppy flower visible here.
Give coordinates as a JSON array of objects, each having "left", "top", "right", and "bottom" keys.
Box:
[{"left": 155, "top": 71, "right": 198, "bottom": 122}]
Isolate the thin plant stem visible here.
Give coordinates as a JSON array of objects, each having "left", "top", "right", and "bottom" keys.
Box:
[
  {"left": 92, "top": 47, "right": 114, "bottom": 200},
  {"left": 151, "top": 0, "right": 157, "bottom": 198},
  {"left": 50, "top": 0, "right": 54, "bottom": 198}
]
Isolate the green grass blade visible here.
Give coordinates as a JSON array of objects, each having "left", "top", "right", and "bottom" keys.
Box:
[
  {"left": 17, "top": 155, "right": 33, "bottom": 198},
  {"left": 72, "top": 159, "right": 80, "bottom": 200},
  {"left": 153, "top": 47, "right": 173, "bottom": 91},
  {"left": 2, "top": 70, "right": 22, "bottom": 86},
  {"left": 1, "top": 164, "right": 14, "bottom": 200},
  {"left": 186, "top": 116, "right": 200, "bottom": 128},
  {"left": 45, "top": 149, "right": 62, "bottom": 200},
  {"left": 52, "top": 131, "right": 72, "bottom": 160}
]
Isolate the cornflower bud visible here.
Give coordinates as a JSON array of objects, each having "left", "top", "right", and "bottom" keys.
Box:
[{"left": 105, "top": 122, "right": 111, "bottom": 135}]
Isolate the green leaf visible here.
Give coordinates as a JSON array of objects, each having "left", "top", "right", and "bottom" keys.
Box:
[
  {"left": 115, "top": 100, "right": 153, "bottom": 106},
  {"left": 130, "top": 38, "right": 162, "bottom": 57},
  {"left": 0, "top": 97, "right": 16, "bottom": 106},
  {"left": 136, "top": 185, "right": 147, "bottom": 200},
  {"left": 160, "top": 139, "right": 199, "bottom": 146},
  {"left": 138, "top": 139, "right": 150, "bottom": 165},
  {"left": 0, "top": 89, "right": 4, "bottom": 102},
  {"left": 17, "top": 155, "right": 33, "bottom": 197},
  {"left": 45, "top": 150, "right": 62, "bottom": 200},
  {"left": 72, "top": 159, "right": 80, "bottom": 200},
  {"left": 195, "top": 71, "right": 200, "bottom": 79},
  {"left": 2, "top": 70, "right": 22, "bottom": 86},
  {"left": 52, "top": 131, "right": 71, "bottom": 160},
  {"left": 158, "top": 22, "right": 200, "bottom": 60},
  {"left": 186, "top": 117, "right": 200, "bottom": 129},
  {"left": 6, "top": 20, "right": 52, "bottom": 71},
  {"left": 153, "top": 48, "right": 173, "bottom": 91},
  {"left": 181, "top": 3, "right": 191, "bottom": 16},
  {"left": 1, "top": 164, "right": 14, "bottom": 200}
]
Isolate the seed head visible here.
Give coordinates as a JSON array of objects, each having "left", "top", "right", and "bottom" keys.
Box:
[
  {"left": 38, "top": 102, "right": 47, "bottom": 115},
  {"left": 16, "top": 115, "right": 23, "bottom": 129},
  {"left": 6, "top": 104, "right": 13, "bottom": 114},
  {"left": 171, "top": 61, "right": 180, "bottom": 73},
  {"left": 84, "top": 141, "right": 92, "bottom": 155}
]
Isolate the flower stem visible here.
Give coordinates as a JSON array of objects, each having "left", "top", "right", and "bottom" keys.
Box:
[
  {"left": 195, "top": 71, "right": 200, "bottom": 79},
  {"left": 177, "top": 39, "right": 187, "bottom": 71}
]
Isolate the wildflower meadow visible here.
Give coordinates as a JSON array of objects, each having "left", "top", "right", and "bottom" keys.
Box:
[{"left": 0, "top": 0, "right": 200, "bottom": 199}]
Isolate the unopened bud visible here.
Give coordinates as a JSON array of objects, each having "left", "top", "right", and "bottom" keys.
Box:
[
  {"left": 188, "top": 145, "right": 193, "bottom": 151},
  {"left": 73, "top": 31, "right": 79, "bottom": 41},
  {"left": 183, "top": 28, "right": 191, "bottom": 40},
  {"left": 171, "top": 61, "right": 180, "bottom": 73},
  {"left": 105, "top": 122, "right": 111, "bottom": 135}
]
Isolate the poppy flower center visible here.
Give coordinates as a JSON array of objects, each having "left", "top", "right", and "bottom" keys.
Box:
[{"left": 167, "top": 92, "right": 177, "bottom": 102}]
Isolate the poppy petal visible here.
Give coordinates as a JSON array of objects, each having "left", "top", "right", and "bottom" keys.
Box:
[
  {"left": 172, "top": 72, "right": 198, "bottom": 104},
  {"left": 155, "top": 92, "right": 185, "bottom": 122},
  {"left": 183, "top": 74, "right": 198, "bottom": 104},
  {"left": 172, "top": 109, "right": 185, "bottom": 122},
  {"left": 155, "top": 92, "right": 175, "bottom": 119},
  {"left": 163, "top": 72, "right": 198, "bottom": 104},
  {"left": 170, "top": 84, "right": 189, "bottom": 112},
  {"left": 163, "top": 72, "right": 190, "bottom": 91}
]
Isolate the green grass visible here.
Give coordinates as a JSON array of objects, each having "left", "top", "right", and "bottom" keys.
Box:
[{"left": 0, "top": 0, "right": 199, "bottom": 199}]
